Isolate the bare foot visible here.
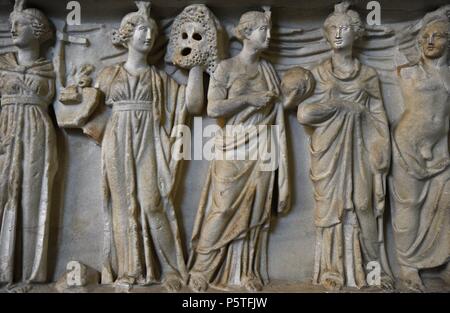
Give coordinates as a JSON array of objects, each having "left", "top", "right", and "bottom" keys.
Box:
[
  {"left": 162, "top": 273, "right": 183, "bottom": 292},
  {"left": 244, "top": 278, "right": 263, "bottom": 292},
  {"left": 136, "top": 276, "right": 154, "bottom": 286},
  {"left": 6, "top": 282, "right": 32, "bottom": 293},
  {"left": 380, "top": 274, "right": 395, "bottom": 290},
  {"left": 375, "top": 273, "right": 394, "bottom": 291},
  {"left": 322, "top": 278, "right": 343, "bottom": 291},
  {"left": 188, "top": 273, "right": 208, "bottom": 292},
  {"left": 114, "top": 276, "right": 134, "bottom": 292},
  {"left": 399, "top": 266, "right": 425, "bottom": 292}
]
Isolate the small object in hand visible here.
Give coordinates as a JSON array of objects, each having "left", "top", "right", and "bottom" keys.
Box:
[
  {"left": 59, "top": 64, "right": 95, "bottom": 105},
  {"left": 281, "top": 66, "right": 315, "bottom": 104},
  {"left": 59, "top": 85, "right": 82, "bottom": 104}
]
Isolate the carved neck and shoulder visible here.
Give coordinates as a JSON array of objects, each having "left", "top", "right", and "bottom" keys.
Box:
[
  {"left": 421, "top": 52, "right": 449, "bottom": 72},
  {"left": 123, "top": 47, "right": 151, "bottom": 75},
  {"left": 16, "top": 43, "right": 40, "bottom": 66},
  {"left": 399, "top": 53, "right": 450, "bottom": 93},
  {"left": 237, "top": 40, "right": 262, "bottom": 67},
  {"left": 330, "top": 47, "right": 356, "bottom": 77}
]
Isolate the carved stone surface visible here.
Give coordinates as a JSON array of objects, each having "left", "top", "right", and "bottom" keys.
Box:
[
  {"left": 188, "top": 9, "right": 296, "bottom": 292},
  {"left": 0, "top": 0, "right": 449, "bottom": 294},
  {"left": 166, "top": 4, "right": 226, "bottom": 75},
  {"left": 55, "top": 260, "right": 99, "bottom": 292},
  {"left": 0, "top": 0, "right": 56, "bottom": 293},
  {"left": 56, "top": 64, "right": 101, "bottom": 128},
  {"left": 391, "top": 7, "right": 450, "bottom": 292},
  {"left": 86, "top": 1, "right": 204, "bottom": 292},
  {"left": 297, "top": 2, "right": 393, "bottom": 290}
]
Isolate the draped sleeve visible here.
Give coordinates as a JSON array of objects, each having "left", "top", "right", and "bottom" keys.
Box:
[
  {"left": 362, "top": 66, "right": 391, "bottom": 173},
  {"left": 151, "top": 68, "right": 187, "bottom": 197},
  {"left": 297, "top": 63, "right": 338, "bottom": 127},
  {"left": 81, "top": 66, "right": 120, "bottom": 143}
]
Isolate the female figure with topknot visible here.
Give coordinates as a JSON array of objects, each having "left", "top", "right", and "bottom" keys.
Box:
[
  {"left": 297, "top": 2, "right": 393, "bottom": 290},
  {"left": 0, "top": 0, "right": 57, "bottom": 292},
  {"left": 93, "top": 2, "right": 204, "bottom": 292}
]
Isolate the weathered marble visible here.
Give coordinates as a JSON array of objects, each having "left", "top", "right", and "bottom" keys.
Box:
[
  {"left": 0, "top": 0, "right": 449, "bottom": 293},
  {"left": 188, "top": 9, "right": 299, "bottom": 292},
  {"left": 391, "top": 6, "right": 450, "bottom": 292},
  {"left": 297, "top": 2, "right": 393, "bottom": 290},
  {"left": 0, "top": 0, "right": 57, "bottom": 293}
]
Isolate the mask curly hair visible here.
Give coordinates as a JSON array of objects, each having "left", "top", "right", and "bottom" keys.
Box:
[
  {"left": 235, "top": 11, "right": 271, "bottom": 42},
  {"left": 167, "top": 4, "right": 224, "bottom": 74},
  {"left": 323, "top": 1, "right": 365, "bottom": 41}
]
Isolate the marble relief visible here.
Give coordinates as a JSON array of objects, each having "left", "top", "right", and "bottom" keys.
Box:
[
  {"left": 188, "top": 9, "right": 302, "bottom": 292},
  {"left": 83, "top": 1, "right": 205, "bottom": 292},
  {"left": 0, "top": 0, "right": 449, "bottom": 293},
  {"left": 296, "top": 2, "right": 393, "bottom": 290},
  {"left": 391, "top": 7, "right": 450, "bottom": 292},
  {"left": 0, "top": 0, "right": 57, "bottom": 293}
]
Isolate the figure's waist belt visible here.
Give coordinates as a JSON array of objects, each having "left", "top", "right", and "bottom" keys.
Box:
[
  {"left": 112, "top": 100, "right": 152, "bottom": 112},
  {"left": 1, "top": 95, "right": 47, "bottom": 107}
]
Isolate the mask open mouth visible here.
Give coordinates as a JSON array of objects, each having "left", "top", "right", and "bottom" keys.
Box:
[
  {"left": 181, "top": 47, "right": 192, "bottom": 56},
  {"left": 166, "top": 4, "right": 225, "bottom": 75}
]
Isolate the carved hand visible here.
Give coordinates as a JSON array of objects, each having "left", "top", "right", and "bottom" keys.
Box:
[
  {"left": 247, "top": 91, "right": 276, "bottom": 108},
  {"left": 283, "top": 88, "right": 306, "bottom": 110},
  {"left": 297, "top": 103, "right": 337, "bottom": 125}
]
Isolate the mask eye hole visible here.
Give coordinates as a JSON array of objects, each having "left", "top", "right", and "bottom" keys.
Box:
[
  {"left": 192, "top": 33, "right": 202, "bottom": 41},
  {"left": 182, "top": 32, "right": 188, "bottom": 39}
]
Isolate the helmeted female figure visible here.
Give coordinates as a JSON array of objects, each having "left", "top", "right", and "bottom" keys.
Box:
[{"left": 92, "top": 2, "right": 204, "bottom": 291}]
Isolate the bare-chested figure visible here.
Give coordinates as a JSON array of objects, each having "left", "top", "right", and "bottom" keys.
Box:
[{"left": 392, "top": 14, "right": 450, "bottom": 292}]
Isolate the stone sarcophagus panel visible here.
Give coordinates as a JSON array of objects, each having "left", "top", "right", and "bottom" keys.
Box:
[{"left": 0, "top": 0, "right": 449, "bottom": 293}]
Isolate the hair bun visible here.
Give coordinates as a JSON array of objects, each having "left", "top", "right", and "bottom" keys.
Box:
[
  {"left": 334, "top": 1, "right": 351, "bottom": 14},
  {"left": 111, "top": 29, "right": 122, "bottom": 46}
]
